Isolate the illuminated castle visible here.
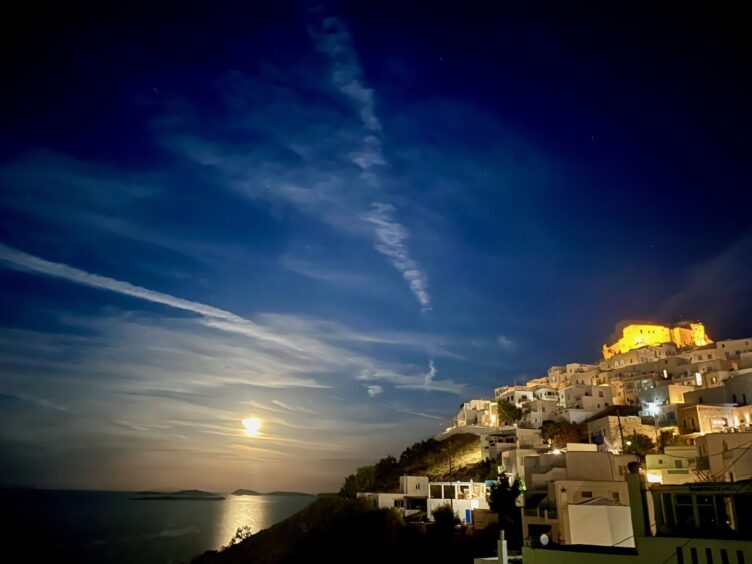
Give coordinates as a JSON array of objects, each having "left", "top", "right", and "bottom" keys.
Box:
[{"left": 602, "top": 321, "right": 712, "bottom": 360}]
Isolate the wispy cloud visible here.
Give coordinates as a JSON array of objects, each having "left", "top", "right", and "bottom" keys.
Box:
[
  {"left": 0, "top": 242, "right": 247, "bottom": 324},
  {"left": 497, "top": 335, "right": 517, "bottom": 350},
  {"left": 310, "top": 16, "right": 381, "bottom": 133},
  {"left": 0, "top": 243, "right": 462, "bottom": 396},
  {"left": 361, "top": 203, "right": 431, "bottom": 311},
  {"left": 357, "top": 361, "right": 464, "bottom": 395},
  {"left": 660, "top": 232, "right": 752, "bottom": 329},
  {"left": 0, "top": 242, "right": 333, "bottom": 359},
  {"left": 366, "top": 385, "right": 383, "bottom": 398},
  {"left": 388, "top": 403, "right": 443, "bottom": 421},
  {"left": 309, "top": 15, "right": 432, "bottom": 311},
  {"left": 423, "top": 361, "right": 437, "bottom": 387},
  {"left": 271, "top": 399, "right": 320, "bottom": 415}
]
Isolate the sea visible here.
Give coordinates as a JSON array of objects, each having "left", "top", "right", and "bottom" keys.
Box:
[{"left": 0, "top": 489, "right": 315, "bottom": 564}]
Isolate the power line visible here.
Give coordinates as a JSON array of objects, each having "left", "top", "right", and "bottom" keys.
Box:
[{"left": 709, "top": 440, "right": 752, "bottom": 480}]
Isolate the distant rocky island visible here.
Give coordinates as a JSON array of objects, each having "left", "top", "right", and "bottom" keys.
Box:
[
  {"left": 132, "top": 489, "right": 225, "bottom": 501},
  {"left": 232, "top": 489, "right": 314, "bottom": 497}
]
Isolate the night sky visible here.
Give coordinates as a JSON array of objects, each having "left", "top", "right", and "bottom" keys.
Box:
[{"left": 1, "top": 2, "right": 750, "bottom": 491}]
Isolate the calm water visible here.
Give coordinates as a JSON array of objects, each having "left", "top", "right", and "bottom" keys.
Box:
[{"left": 0, "top": 490, "right": 314, "bottom": 564}]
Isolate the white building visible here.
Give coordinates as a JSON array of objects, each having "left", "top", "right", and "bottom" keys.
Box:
[
  {"left": 427, "top": 480, "right": 490, "bottom": 525},
  {"left": 522, "top": 446, "right": 639, "bottom": 546},
  {"left": 560, "top": 384, "right": 612, "bottom": 412},
  {"left": 357, "top": 475, "right": 429, "bottom": 518},
  {"left": 645, "top": 446, "right": 698, "bottom": 485},
  {"left": 717, "top": 338, "right": 752, "bottom": 359},
  {"left": 495, "top": 386, "right": 535, "bottom": 407},
  {"left": 521, "top": 399, "right": 559, "bottom": 428},
  {"left": 695, "top": 432, "right": 752, "bottom": 482},
  {"left": 451, "top": 398, "right": 498, "bottom": 429},
  {"left": 481, "top": 427, "right": 545, "bottom": 459},
  {"left": 586, "top": 414, "right": 660, "bottom": 451},
  {"left": 678, "top": 403, "right": 752, "bottom": 438},
  {"left": 567, "top": 497, "right": 634, "bottom": 547}
]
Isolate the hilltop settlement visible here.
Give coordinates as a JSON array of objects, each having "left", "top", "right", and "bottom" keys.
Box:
[
  {"left": 358, "top": 320, "right": 752, "bottom": 562},
  {"left": 196, "top": 320, "right": 752, "bottom": 564}
]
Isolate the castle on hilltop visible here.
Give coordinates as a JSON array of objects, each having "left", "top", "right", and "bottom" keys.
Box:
[
  {"left": 602, "top": 320, "right": 712, "bottom": 359},
  {"left": 442, "top": 319, "right": 752, "bottom": 450}
]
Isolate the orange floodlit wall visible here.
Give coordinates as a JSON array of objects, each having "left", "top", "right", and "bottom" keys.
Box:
[{"left": 602, "top": 322, "right": 712, "bottom": 359}]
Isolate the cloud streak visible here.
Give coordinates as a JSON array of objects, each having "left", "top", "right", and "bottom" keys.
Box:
[
  {"left": 497, "top": 335, "right": 517, "bottom": 350},
  {"left": 0, "top": 242, "right": 246, "bottom": 323},
  {"left": 361, "top": 203, "right": 432, "bottom": 311},
  {"left": 310, "top": 16, "right": 432, "bottom": 311},
  {"left": 310, "top": 17, "right": 381, "bottom": 133},
  {"left": 357, "top": 361, "right": 464, "bottom": 395},
  {"left": 0, "top": 242, "right": 328, "bottom": 356},
  {"left": 0, "top": 243, "right": 462, "bottom": 396}
]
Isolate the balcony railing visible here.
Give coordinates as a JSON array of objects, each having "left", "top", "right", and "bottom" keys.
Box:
[{"left": 523, "top": 508, "right": 558, "bottom": 520}]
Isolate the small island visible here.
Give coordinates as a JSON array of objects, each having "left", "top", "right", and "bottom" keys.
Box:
[
  {"left": 231, "top": 489, "right": 260, "bottom": 496},
  {"left": 231, "top": 489, "right": 313, "bottom": 497},
  {"left": 132, "top": 489, "right": 225, "bottom": 501}
]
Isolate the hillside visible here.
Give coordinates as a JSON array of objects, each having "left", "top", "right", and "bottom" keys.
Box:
[
  {"left": 192, "top": 496, "right": 498, "bottom": 564},
  {"left": 191, "top": 433, "right": 496, "bottom": 564},
  {"left": 340, "top": 433, "right": 490, "bottom": 497}
]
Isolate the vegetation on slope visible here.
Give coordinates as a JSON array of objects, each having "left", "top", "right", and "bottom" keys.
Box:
[
  {"left": 340, "top": 433, "right": 493, "bottom": 497},
  {"left": 192, "top": 496, "right": 501, "bottom": 564},
  {"left": 192, "top": 433, "right": 504, "bottom": 564}
]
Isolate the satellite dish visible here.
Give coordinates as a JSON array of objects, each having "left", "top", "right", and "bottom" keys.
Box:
[{"left": 540, "top": 533, "right": 550, "bottom": 546}]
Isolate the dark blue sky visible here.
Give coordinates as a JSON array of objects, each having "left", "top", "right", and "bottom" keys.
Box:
[{"left": 1, "top": 1, "right": 750, "bottom": 490}]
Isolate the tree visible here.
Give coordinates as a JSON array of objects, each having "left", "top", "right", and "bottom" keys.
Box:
[
  {"left": 540, "top": 420, "right": 583, "bottom": 448},
  {"left": 224, "top": 525, "right": 253, "bottom": 549},
  {"left": 497, "top": 400, "right": 523, "bottom": 425},
  {"left": 431, "top": 504, "right": 460, "bottom": 533},
  {"left": 623, "top": 432, "right": 656, "bottom": 457},
  {"left": 659, "top": 430, "right": 685, "bottom": 449},
  {"left": 488, "top": 475, "right": 523, "bottom": 549},
  {"left": 340, "top": 464, "right": 376, "bottom": 498}
]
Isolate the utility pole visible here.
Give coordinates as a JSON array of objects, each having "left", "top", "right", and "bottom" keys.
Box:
[
  {"left": 616, "top": 407, "right": 626, "bottom": 454},
  {"left": 443, "top": 436, "right": 453, "bottom": 476}
]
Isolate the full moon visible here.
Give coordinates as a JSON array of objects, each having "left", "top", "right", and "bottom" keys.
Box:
[{"left": 242, "top": 417, "right": 262, "bottom": 437}]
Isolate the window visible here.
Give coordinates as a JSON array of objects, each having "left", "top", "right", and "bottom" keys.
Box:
[
  {"left": 676, "top": 546, "right": 685, "bottom": 564},
  {"left": 690, "top": 547, "right": 698, "bottom": 564},
  {"left": 705, "top": 548, "right": 713, "bottom": 564},
  {"left": 737, "top": 550, "right": 745, "bottom": 564},
  {"left": 675, "top": 460, "right": 683, "bottom": 469},
  {"left": 581, "top": 490, "right": 593, "bottom": 498},
  {"left": 720, "top": 549, "right": 728, "bottom": 564},
  {"left": 612, "top": 492, "right": 620, "bottom": 503}
]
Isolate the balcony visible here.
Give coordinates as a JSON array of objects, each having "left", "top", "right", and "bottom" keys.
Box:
[{"left": 523, "top": 507, "right": 558, "bottom": 520}]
